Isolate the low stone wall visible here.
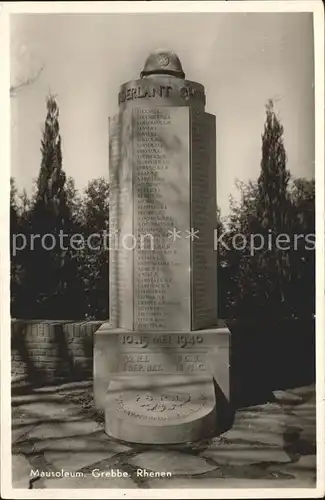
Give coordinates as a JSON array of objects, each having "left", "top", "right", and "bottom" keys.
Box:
[{"left": 11, "top": 320, "right": 103, "bottom": 384}]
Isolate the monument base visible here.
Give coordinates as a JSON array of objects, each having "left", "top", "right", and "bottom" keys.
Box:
[
  {"left": 94, "top": 322, "right": 231, "bottom": 410},
  {"left": 105, "top": 374, "right": 217, "bottom": 444}
]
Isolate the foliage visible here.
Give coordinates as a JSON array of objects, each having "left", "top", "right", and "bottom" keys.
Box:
[
  {"left": 10, "top": 101, "right": 110, "bottom": 320},
  {"left": 11, "top": 96, "right": 80, "bottom": 318},
  {"left": 10, "top": 178, "right": 20, "bottom": 312},
  {"left": 219, "top": 101, "right": 315, "bottom": 320},
  {"left": 74, "top": 178, "right": 110, "bottom": 320}
]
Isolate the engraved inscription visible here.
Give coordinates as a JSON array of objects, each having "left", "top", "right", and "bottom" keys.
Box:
[
  {"left": 109, "top": 111, "right": 134, "bottom": 329},
  {"left": 118, "top": 81, "right": 206, "bottom": 107},
  {"left": 118, "top": 334, "right": 208, "bottom": 373},
  {"left": 108, "top": 114, "right": 120, "bottom": 326},
  {"left": 133, "top": 107, "right": 191, "bottom": 331},
  {"left": 120, "top": 334, "right": 204, "bottom": 348},
  {"left": 191, "top": 111, "right": 217, "bottom": 329},
  {"left": 119, "top": 353, "right": 207, "bottom": 374},
  {"left": 115, "top": 390, "right": 207, "bottom": 420}
]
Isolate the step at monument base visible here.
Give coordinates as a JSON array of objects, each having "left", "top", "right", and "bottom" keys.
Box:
[{"left": 104, "top": 374, "right": 217, "bottom": 444}]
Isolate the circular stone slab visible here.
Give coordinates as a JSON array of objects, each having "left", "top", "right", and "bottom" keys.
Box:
[{"left": 104, "top": 375, "right": 217, "bottom": 444}]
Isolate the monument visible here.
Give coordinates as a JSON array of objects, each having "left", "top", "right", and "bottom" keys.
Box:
[{"left": 94, "top": 49, "right": 231, "bottom": 444}]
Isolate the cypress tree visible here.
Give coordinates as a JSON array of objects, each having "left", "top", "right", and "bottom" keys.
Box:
[
  {"left": 256, "top": 99, "right": 291, "bottom": 310},
  {"left": 27, "top": 95, "right": 77, "bottom": 318},
  {"left": 258, "top": 100, "right": 290, "bottom": 232},
  {"left": 34, "top": 95, "right": 67, "bottom": 224}
]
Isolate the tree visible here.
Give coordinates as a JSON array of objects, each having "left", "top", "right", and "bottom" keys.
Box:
[
  {"left": 257, "top": 101, "right": 291, "bottom": 302},
  {"left": 64, "top": 176, "right": 82, "bottom": 224},
  {"left": 11, "top": 91, "right": 111, "bottom": 319},
  {"left": 10, "top": 177, "right": 18, "bottom": 229},
  {"left": 22, "top": 95, "right": 81, "bottom": 319},
  {"left": 223, "top": 101, "right": 293, "bottom": 319},
  {"left": 221, "top": 101, "right": 315, "bottom": 320},
  {"left": 82, "top": 178, "right": 109, "bottom": 231},
  {"left": 34, "top": 95, "right": 67, "bottom": 218},
  {"left": 255, "top": 99, "right": 292, "bottom": 309},
  {"left": 287, "top": 178, "right": 315, "bottom": 318},
  {"left": 221, "top": 180, "right": 261, "bottom": 318},
  {"left": 10, "top": 178, "right": 20, "bottom": 315},
  {"left": 10, "top": 180, "right": 34, "bottom": 317},
  {"left": 258, "top": 100, "right": 290, "bottom": 230},
  {"left": 216, "top": 205, "right": 230, "bottom": 318},
  {"left": 76, "top": 178, "right": 110, "bottom": 319}
]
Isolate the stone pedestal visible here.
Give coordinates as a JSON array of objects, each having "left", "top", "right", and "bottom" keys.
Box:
[
  {"left": 94, "top": 49, "right": 231, "bottom": 444},
  {"left": 94, "top": 325, "right": 230, "bottom": 409},
  {"left": 105, "top": 374, "right": 216, "bottom": 444}
]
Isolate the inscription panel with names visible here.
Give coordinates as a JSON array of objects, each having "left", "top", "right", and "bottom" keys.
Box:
[
  {"left": 191, "top": 111, "right": 217, "bottom": 330},
  {"left": 133, "top": 107, "right": 191, "bottom": 332},
  {"left": 109, "top": 110, "right": 134, "bottom": 330}
]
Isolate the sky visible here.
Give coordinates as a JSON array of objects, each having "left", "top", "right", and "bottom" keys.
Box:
[{"left": 10, "top": 12, "right": 315, "bottom": 216}]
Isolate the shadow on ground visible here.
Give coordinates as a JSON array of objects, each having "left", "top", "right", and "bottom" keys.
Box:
[{"left": 227, "top": 318, "right": 315, "bottom": 409}]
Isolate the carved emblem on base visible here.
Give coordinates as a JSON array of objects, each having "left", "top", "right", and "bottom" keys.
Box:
[{"left": 105, "top": 375, "right": 217, "bottom": 444}]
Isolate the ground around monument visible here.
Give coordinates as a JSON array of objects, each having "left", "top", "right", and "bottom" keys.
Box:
[{"left": 11, "top": 380, "right": 316, "bottom": 489}]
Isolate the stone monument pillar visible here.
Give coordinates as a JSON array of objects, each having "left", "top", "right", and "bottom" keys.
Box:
[{"left": 94, "top": 49, "right": 231, "bottom": 444}]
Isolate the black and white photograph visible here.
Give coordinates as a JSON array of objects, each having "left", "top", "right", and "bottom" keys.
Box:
[{"left": 1, "top": 1, "right": 324, "bottom": 498}]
